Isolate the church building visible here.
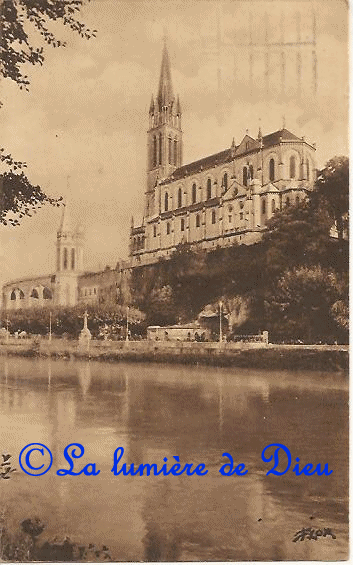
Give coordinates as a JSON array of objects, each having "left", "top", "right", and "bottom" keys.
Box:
[{"left": 130, "top": 42, "right": 317, "bottom": 265}]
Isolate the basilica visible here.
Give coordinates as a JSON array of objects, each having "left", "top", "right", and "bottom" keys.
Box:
[
  {"left": 2, "top": 42, "right": 316, "bottom": 311},
  {"left": 130, "top": 42, "right": 316, "bottom": 266}
]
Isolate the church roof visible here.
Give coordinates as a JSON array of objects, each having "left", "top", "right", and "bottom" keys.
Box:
[
  {"left": 161, "top": 148, "right": 234, "bottom": 184},
  {"left": 261, "top": 128, "right": 301, "bottom": 147},
  {"left": 157, "top": 42, "right": 174, "bottom": 110}
]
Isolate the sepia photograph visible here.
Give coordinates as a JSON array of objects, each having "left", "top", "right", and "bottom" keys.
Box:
[{"left": 0, "top": 0, "right": 349, "bottom": 561}]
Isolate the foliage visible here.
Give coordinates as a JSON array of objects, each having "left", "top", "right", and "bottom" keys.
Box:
[
  {"left": 0, "top": 0, "right": 96, "bottom": 225},
  {"left": 314, "top": 156, "right": 349, "bottom": 241},
  {"left": 2, "top": 303, "right": 146, "bottom": 339},
  {"left": 265, "top": 266, "right": 348, "bottom": 343}
]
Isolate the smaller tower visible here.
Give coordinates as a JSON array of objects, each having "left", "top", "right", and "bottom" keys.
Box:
[{"left": 55, "top": 203, "right": 84, "bottom": 306}]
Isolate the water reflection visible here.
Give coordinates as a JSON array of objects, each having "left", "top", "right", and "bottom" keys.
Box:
[{"left": 0, "top": 357, "right": 348, "bottom": 561}]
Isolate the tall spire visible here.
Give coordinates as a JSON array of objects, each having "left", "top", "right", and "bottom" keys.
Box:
[
  {"left": 58, "top": 201, "right": 71, "bottom": 234},
  {"left": 157, "top": 40, "right": 174, "bottom": 110}
]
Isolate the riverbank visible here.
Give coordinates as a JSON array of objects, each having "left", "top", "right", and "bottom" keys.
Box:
[{"left": 0, "top": 338, "right": 348, "bottom": 372}]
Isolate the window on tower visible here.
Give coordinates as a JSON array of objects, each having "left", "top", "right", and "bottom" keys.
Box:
[
  {"left": 207, "top": 178, "right": 212, "bottom": 200},
  {"left": 262, "top": 199, "right": 266, "bottom": 215},
  {"left": 159, "top": 133, "right": 162, "bottom": 165},
  {"left": 169, "top": 137, "right": 172, "bottom": 164},
  {"left": 211, "top": 210, "right": 216, "bottom": 224},
  {"left": 71, "top": 248, "right": 75, "bottom": 270},
  {"left": 164, "top": 192, "right": 169, "bottom": 211},
  {"left": 174, "top": 139, "right": 178, "bottom": 166},
  {"left": 196, "top": 214, "right": 200, "bottom": 228},
  {"left": 181, "top": 218, "right": 185, "bottom": 231},
  {"left": 153, "top": 225, "right": 157, "bottom": 237},
  {"left": 249, "top": 165, "right": 254, "bottom": 180},
  {"left": 192, "top": 183, "right": 197, "bottom": 203},
  {"left": 223, "top": 172, "right": 228, "bottom": 191},
  {"left": 166, "top": 222, "right": 171, "bottom": 235},
  {"left": 153, "top": 135, "right": 157, "bottom": 168},
  {"left": 271, "top": 199, "right": 276, "bottom": 213},
  {"left": 306, "top": 158, "right": 310, "bottom": 180},
  {"left": 63, "top": 247, "right": 68, "bottom": 270}
]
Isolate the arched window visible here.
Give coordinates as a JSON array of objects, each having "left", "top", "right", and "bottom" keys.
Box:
[
  {"left": 286, "top": 196, "right": 290, "bottom": 207},
  {"left": 153, "top": 135, "right": 157, "bottom": 168},
  {"left": 43, "top": 287, "right": 52, "bottom": 299},
  {"left": 181, "top": 218, "right": 185, "bottom": 231},
  {"left": 178, "top": 187, "right": 182, "bottom": 208},
  {"left": 71, "top": 248, "right": 75, "bottom": 270},
  {"left": 223, "top": 172, "right": 228, "bottom": 191},
  {"left": 306, "top": 159, "right": 310, "bottom": 180},
  {"left": 207, "top": 178, "right": 212, "bottom": 200},
  {"left": 169, "top": 137, "right": 172, "bottom": 164},
  {"left": 31, "top": 288, "right": 39, "bottom": 299},
  {"left": 228, "top": 205, "right": 233, "bottom": 223},
  {"left": 63, "top": 247, "right": 68, "bottom": 269},
  {"left": 290, "top": 155, "right": 296, "bottom": 179},
  {"left": 19, "top": 289, "right": 24, "bottom": 299},
  {"left": 153, "top": 225, "right": 157, "bottom": 237},
  {"left": 196, "top": 214, "right": 200, "bottom": 228},
  {"left": 271, "top": 199, "right": 276, "bottom": 213},
  {"left": 10, "top": 290, "right": 16, "bottom": 300},
  {"left": 174, "top": 139, "right": 178, "bottom": 165},
  {"left": 269, "top": 158, "right": 275, "bottom": 181},
  {"left": 166, "top": 222, "right": 171, "bottom": 235},
  {"left": 192, "top": 183, "right": 197, "bottom": 203},
  {"left": 243, "top": 166, "right": 248, "bottom": 186},
  {"left": 159, "top": 133, "right": 162, "bottom": 165},
  {"left": 249, "top": 165, "right": 254, "bottom": 180},
  {"left": 211, "top": 210, "right": 216, "bottom": 224},
  {"left": 262, "top": 199, "right": 266, "bottom": 215},
  {"left": 296, "top": 195, "right": 300, "bottom": 206},
  {"left": 164, "top": 192, "right": 169, "bottom": 211}
]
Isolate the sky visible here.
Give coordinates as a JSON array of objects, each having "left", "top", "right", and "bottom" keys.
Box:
[{"left": 0, "top": 0, "right": 348, "bottom": 292}]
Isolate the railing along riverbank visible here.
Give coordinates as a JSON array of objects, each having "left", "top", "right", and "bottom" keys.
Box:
[{"left": 0, "top": 337, "right": 348, "bottom": 372}]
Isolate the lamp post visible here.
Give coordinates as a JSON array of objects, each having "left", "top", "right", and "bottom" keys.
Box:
[
  {"left": 126, "top": 306, "right": 129, "bottom": 342},
  {"left": 219, "top": 301, "right": 223, "bottom": 343},
  {"left": 49, "top": 311, "right": 52, "bottom": 343}
]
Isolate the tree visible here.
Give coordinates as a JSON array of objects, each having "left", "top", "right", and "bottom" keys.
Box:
[
  {"left": 265, "top": 266, "right": 348, "bottom": 343},
  {"left": 262, "top": 200, "right": 332, "bottom": 278},
  {"left": 0, "top": 0, "right": 96, "bottom": 225},
  {"left": 314, "top": 156, "right": 349, "bottom": 242}
]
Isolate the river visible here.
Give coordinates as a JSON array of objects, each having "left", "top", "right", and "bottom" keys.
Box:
[{"left": 0, "top": 356, "right": 348, "bottom": 561}]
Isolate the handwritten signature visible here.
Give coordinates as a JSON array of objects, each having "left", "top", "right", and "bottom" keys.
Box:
[
  {"left": 293, "top": 528, "right": 336, "bottom": 542},
  {"left": 0, "top": 453, "right": 16, "bottom": 479}
]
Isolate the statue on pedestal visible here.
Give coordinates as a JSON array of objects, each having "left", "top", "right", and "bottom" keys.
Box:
[{"left": 79, "top": 311, "right": 91, "bottom": 351}]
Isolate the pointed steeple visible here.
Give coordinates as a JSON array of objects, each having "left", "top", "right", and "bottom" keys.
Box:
[
  {"left": 176, "top": 94, "right": 181, "bottom": 115},
  {"left": 157, "top": 40, "right": 174, "bottom": 110},
  {"left": 231, "top": 137, "right": 236, "bottom": 157},
  {"left": 257, "top": 120, "right": 262, "bottom": 140},
  {"left": 149, "top": 95, "right": 155, "bottom": 114},
  {"left": 58, "top": 201, "right": 71, "bottom": 234}
]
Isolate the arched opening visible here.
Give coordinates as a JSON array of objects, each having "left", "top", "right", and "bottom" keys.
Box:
[
  {"left": 10, "top": 290, "right": 16, "bottom": 300},
  {"left": 211, "top": 210, "right": 216, "bottom": 224},
  {"left": 166, "top": 222, "right": 171, "bottom": 235},
  {"left": 43, "top": 287, "right": 52, "bottom": 299},
  {"left": 207, "top": 178, "right": 212, "bottom": 200},
  {"left": 290, "top": 155, "right": 296, "bottom": 179},
  {"left": 178, "top": 187, "right": 182, "bottom": 208},
  {"left": 168, "top": 137, "right": 172, "bottom": 164},
  {"left": 153, "top": 135, "right": 157, "bottom": 168},
  {"left": 269, "top": 158, "right": 275, "bottom": 182},
  {"left": 164, "top": 192, "right": 169, "bottom": 212},
  {"left": 262, "top": 199, "right": 266, "bottom": 215},
  {"left": 223, "top": 173, "right": 228, "bottom": 191},
  {"left": 181, "top": 218, "right": 185, "bottom": 231},
  {"left": 192, "top": 183, "right": 197, "bottom": 203},
  {"left": 249, "top": 165, "right": 254, "bottom": 180},
  {"left": 71, "top": 248, "right": 75, "bottom": 270},
  {"left": 174, "top": 139, "right": 178, "bottom": 165},
  {"left": 271, "top": 199, "right": 276, "bottom": 213},
  {"left": 159, "top": 133, "right": 162, "bottom": 165},
  {"left": 63, "top": 247, "right": 68, "bottom": 270},
  {"left": 243, "top": 166, "right": 248, "bottom": 187},
  {"left": 30, "top": 288, "right": 39, "bottom": 299},
  {"left": 196, "top": 214, "right": 200, "bottom": 228}
]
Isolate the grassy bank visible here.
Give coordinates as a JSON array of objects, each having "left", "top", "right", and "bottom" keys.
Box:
[{"left": 0, "top": 339, "right": 348, "bottom": 372}]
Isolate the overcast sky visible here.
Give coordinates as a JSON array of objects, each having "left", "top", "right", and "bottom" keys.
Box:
[{"left": 0, "top": 0, "right": 348, "bottom": 291}]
